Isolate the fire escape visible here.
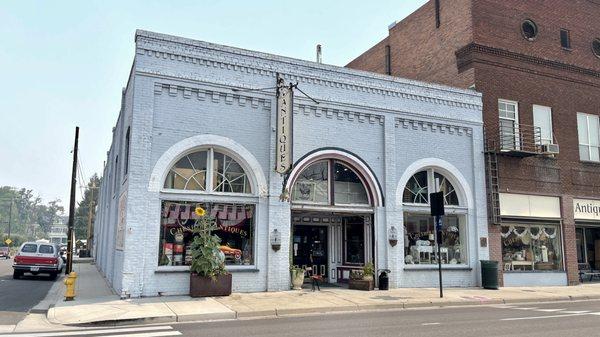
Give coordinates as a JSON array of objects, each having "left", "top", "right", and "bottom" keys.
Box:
[{"left": 485, "top": 123, "right": 546, "bottom": 225}]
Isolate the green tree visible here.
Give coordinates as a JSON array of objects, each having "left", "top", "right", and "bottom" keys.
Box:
[
  {"left": 74, "top": 174, "right": 101, "bottom": 240},
  {"left": 0, "top": 186, "right": 65, "bottom": 243}
]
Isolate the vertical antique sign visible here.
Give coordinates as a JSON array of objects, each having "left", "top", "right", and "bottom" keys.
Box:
[{"left": 275, "top": 75, "right": 293, "bottom": 174}]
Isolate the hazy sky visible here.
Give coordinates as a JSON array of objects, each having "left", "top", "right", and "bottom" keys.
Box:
[{"left": 0, "top": 0, "right": 428, "bottom": 205}]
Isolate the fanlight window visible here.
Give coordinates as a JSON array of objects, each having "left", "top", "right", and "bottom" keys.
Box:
[
  {"left": 164, "top": 148, "right": 251, "bottom": 194},
  {"left": 292, "top": 160, "right": 370, "bottom": 205},
  {"left": 403, "top": 169, "right": 459, "bottom": 206}
]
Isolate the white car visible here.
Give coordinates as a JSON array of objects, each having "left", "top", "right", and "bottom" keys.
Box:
[{"left": 13, "top": 242, "right": 64, "bottom": 280}]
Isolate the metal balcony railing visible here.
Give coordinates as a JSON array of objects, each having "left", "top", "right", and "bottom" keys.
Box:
[{"left": 485, "top": 123, "right": 543, "bottom": 157}]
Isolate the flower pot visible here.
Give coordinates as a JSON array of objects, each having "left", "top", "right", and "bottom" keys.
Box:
[
  {"left": 348, "top": 278, "right": 374, "bottom": 291},
  {"left": 190, "top": 273, "right": 232, "bottom": 297},
  {"left": 291, "top": 269, "right": 305, "bottom": 290}
]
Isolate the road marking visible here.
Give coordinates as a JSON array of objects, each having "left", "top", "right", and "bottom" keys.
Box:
[
  {"left": 102, "top": 331, "right": 182, "bottom": 337},
  {"left": 535, "top": 309, "right": 565, "bottom": 312},
  {"left": 421, "top": 322, "right": 441, "bottom": 326},
  {"left": 562, "top": 311, "right": 591, "bottom": 314},
  {"left": 0, "top": 325, "right": 174, "bottom": 337},
  {"left": 511, "top": 307, "right": 538, "bottom": 310},
  {"left": 501, "top": 313, "right": 589, "bottom": 321}
]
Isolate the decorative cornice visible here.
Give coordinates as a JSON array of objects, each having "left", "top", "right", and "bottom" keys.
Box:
[
  {"left": 394, "top": 117, "right": 472, "bottom": 137},
  {"left": 134, "top": 30, "right": 482, "bottom": 112},
  {"left": 153, "top": 83, "right": 271, "bottom": 110},
  {"left": 456, "top": 43, "right": 600, "bottom": 80},
  {"left": 295, "top": 104, "right": 384, "bottom": 126}
]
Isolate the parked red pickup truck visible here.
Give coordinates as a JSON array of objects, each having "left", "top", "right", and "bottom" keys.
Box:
[{"left": 13, "top": 242, "right": 64, "bottom": 280}]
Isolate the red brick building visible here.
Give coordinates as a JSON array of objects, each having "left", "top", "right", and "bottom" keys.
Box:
[{"left": 348, "top": 0, "right": 600, "bottom": 286}]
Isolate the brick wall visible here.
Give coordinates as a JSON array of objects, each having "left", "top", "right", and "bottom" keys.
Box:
[
  {"left": 94, "top": 30, "right": 485, "bottom": 296},
  {"left": 348, "top": 0, "right": 600, "bottom": 286}
]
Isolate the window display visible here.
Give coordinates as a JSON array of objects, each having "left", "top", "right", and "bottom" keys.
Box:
[
  {"left": 403, "top": 214, "right": 465, "bottom": 265},
  {"left": 344, "top": 216, "right": 365, "bottom": 264},
  {"left": 158, "top": 201, "right": 255, "bottom": 266},
  {"left": 501, "top": 224, "right": 563, "bottom": 271}
]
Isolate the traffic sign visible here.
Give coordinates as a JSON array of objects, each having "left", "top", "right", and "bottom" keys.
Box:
[{"left": 4, "top": 238, "right": 12, "bottom": 245}]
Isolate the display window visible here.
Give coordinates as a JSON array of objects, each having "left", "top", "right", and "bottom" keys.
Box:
[
  {"left": 158, "top": 201, "right": 255, "bottom": 266},
  {"left": 403, "top": 214, "right": 466, "bottom": 265},
  {"left": 501, "top": 224, "right": 563, "bottom": 271}
]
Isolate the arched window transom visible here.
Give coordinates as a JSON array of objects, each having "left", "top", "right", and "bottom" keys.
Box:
[
  {"left": 403, "top": 169, "right": 460, "bottom": 206},
  {"left": 164, "top": 148, "right": 251, "bottom": 194},
  {"left": 292, "top": 160, "right": 370, "bottom": 206}
]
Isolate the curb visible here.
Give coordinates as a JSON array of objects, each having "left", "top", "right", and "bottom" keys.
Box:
[{"left": 51, "top": 294, "right": 600, "bottom": 327}]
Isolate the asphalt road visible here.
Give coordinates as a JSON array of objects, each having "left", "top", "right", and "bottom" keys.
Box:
[
  {"left": 170, "top": 300, "right": 600, "bottom": 337},
  {"left": 0, "top": 258, "right": 56, "bottom": 326},
  {"left": 5, "top": 297, "right": 600, "bottom": 336}
]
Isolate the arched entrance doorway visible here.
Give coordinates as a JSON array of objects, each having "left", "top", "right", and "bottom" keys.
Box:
[{"left": 286, "top": 151, "right": 382, "bottom": 284}]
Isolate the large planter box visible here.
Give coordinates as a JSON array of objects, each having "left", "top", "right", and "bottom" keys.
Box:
[
  {"left": 190, "top": 273, "right": 232, "bottom": 297},
  {"left": 348, "top": 279, "right": 374, "bottom": 291}
]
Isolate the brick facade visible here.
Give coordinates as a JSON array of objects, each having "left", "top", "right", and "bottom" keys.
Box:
[
  {"left": 348, "top": 0, "right": 600, "bottom": 286},
  {"left": 93, "top": 30, "right": 487, "bottom": 297}
]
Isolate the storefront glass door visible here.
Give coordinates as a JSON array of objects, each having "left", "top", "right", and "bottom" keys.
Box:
[{"left": 292, "top": 225, "right": 328, "bottom": 279}]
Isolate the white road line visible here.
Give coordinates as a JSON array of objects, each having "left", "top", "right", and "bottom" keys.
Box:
[
  {"left": 106, "top": 331, "right": 182, "bottom": 337},
  {"left": 562, "top": 311, "right": 591, "bottom": 314},
  {"left": 501, "top": 313, "right": 589, "bottom": 321},
  {"left": 512, "top": 307, "right": 539, "bottom": 310},
  {"left": 535, "top": 309, "right": 565, "bottom": 312},
  {"left": 0, "top": 325, "right": 173, "bottom": 337},
  {"left": 587, "top": 312, "right": 600, "bottom": 315},
  {"left": 421, "top": 322, "right": 441, "bottom": 326}
]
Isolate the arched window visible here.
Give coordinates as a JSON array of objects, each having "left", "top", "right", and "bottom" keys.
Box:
[
  {"left": 402, "top": 167, "right": 466, "bottom": 266},
  {"left": 403, "top": 169, "right": 459, "bottom": 206},
  {"left": 292, "top": 160, "right": 370, "bottom": 206},
  {"left": 163, "top": 148, "right": 251, "bottom": 194},
  {"left": 159, "top": 147, "right": 256, "bottom": 268}
]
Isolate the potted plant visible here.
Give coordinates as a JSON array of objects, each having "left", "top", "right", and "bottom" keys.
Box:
[
  {"left": 362, "top": 262, "right": 375, "bottom": 281},
  {"left": 290, "top": 265, "right": 305, "bottom": 290},
  {"left": 189, "top": 206, "right": 232, "bottom": 297},
  {"left": 348, "top": 263, "right": 375, "bottom": 291}
]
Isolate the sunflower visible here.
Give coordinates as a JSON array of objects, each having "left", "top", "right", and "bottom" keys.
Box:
[{"left": 194, "top": 206, "right": 206, "bottom": 217}]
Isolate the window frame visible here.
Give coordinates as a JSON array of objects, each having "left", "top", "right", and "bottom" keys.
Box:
[
  {"left": 291, "top": 159, "right": 372, "bottom": 207},
  {"left": 403, "top": 168, "right": 463, "bottom": 207},
  {"left": 560, "top": 29, "right": 571, "bottom": 50},
  {"left": 498, "top": 99, "right": 520, "bottom": 151},
  {"left": 577, "top": 112, "right": 600, "bottom": 162},
  {"left": 500, "top": 223, "right": 564, "bottom": 273},
  {"left": 533, "top": 104, "right": 553, "bottom": 145},
  {"left": 163, "top": 148, "right": 252, "bottom": 195}
]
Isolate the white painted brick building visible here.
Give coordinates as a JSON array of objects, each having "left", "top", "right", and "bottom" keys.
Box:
[{"left": 94, "top": 30, "right": 488, "bottom": 297}]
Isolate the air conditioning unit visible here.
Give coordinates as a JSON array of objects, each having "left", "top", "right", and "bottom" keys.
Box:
[{"left": 542, "top": 143, "right": 560, "bottom": 154}]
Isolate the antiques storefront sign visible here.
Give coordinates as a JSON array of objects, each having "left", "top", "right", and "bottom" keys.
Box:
[
  {"left": 573, "top": 198, "right": 600, "bottom": 221},
  {"left": 275, "top": 75, "right": 293, "bottom": 174}
]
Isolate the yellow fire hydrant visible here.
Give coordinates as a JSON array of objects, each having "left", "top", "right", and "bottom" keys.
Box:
[{"left": 64, "top": 272, "right": 77, "bottom": 301}]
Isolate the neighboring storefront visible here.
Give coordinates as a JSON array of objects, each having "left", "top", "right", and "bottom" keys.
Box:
[
  {"left": 498, "top": 193, "right": 566, "bottom": 286},
  {"left": 93, "top": 30, "right": 487, "bottom": 297},
  {"left": 574, "top": 199, "right": 600, "bottom": 270}
]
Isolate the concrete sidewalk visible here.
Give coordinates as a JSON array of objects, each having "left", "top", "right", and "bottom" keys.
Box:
[{"left": 44, "top": 262, "right": 600, "bottom": 326}]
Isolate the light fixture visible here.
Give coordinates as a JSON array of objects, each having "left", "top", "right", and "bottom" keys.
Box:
[
  {"left": 271, "top": 229, "right": 281, "bottom": 251},
  {"left": 388, "top": 226, "right": 398, "bottom": 247}
]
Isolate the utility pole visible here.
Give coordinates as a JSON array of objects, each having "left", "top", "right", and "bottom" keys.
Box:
[
  {"left": 7, "top": 199, "right": 12, "bottom": 240},
  {"left": 86, "top": 183, "right": 96, "bottom": 254},
  {"left": 66, "top": 127, "right": 79, "bottom": 274}
]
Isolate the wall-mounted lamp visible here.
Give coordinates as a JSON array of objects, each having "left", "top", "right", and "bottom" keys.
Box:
[
  {"left": 388, "top": 226, "right": 398, "bottom": 247},
  {"left": 271, "top": 229, "right": 281, "bottom": 251}
]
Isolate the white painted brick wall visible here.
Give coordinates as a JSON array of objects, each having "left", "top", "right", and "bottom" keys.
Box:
[{"left": 94, "top": 30, "right": 486, "bottom": 296}]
